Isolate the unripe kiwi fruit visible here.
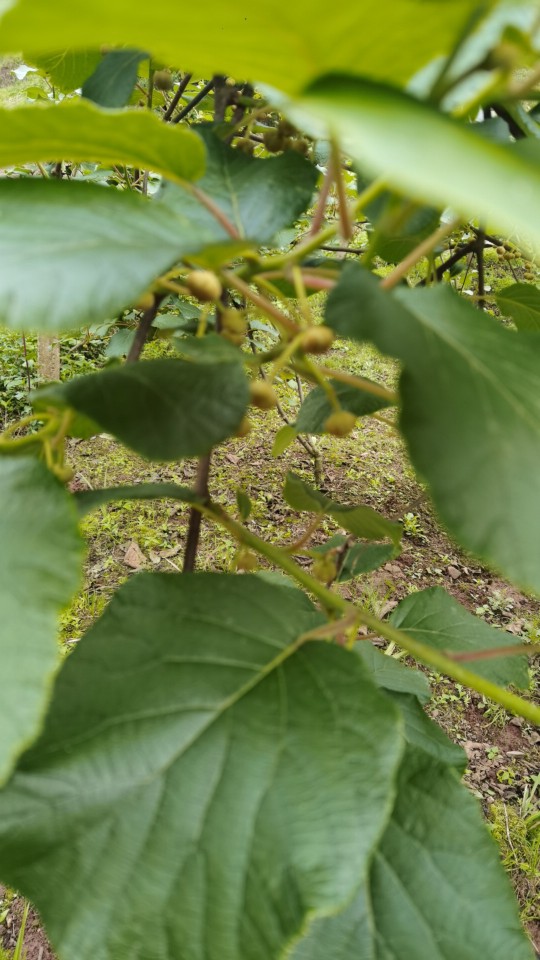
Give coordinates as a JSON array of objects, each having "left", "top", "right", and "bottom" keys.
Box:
[
  {"left": 153, "top": 69, "right": 173, "bottom": 91},
  {"left": 278, "top": 119, "right": 297, "bottom": 138},
  {"left": 496, "top": 246, "right": 505, "bottom": 256},
  {"left": 323, "top": 410, "right": 357, "bottom": 437},
  {"left": 289, "top": 138, "right": 310, "bottom": 156},
  {"left": 301, "top": 325, "right": 335, "bottom": 354},
  {"left": 235, "top": 549, "right": 258, "bottom": 571},
  {"left": 220, "top": 308, "right": 247, "bottom": 334},
  {"left": 185, "top": 270, "right": 222, "bottom": 302},
  {"left": 221, "top": 330, "right": 245, "bottom": 346},
  {"left": 312, "top": 554, "right": 338, "bottom": 583},
  {"left": 524, "top": 271, "right": 536, "bottom": 281},
  {"left": 134, "top": 291, "right": 156, "bottom": 312},
  {"left": 263, "top": 129, "right": 285, "bottom": 153},
  {"left": 236, "top": 137, "right": 255, "bottom": 156},
  {"left": 235, "top": 416, "right": 252, "bottom": 438},
  {"left": 250, "top": 381, "right": 278, "bottom": 410}
]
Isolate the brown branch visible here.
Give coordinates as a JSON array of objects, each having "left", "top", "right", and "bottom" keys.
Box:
[
  {"left": 126, "top": 296, "right": 163, "bottom": 363},
  {"left": 183, "top": 454, "right": 212, "bottom": 572}
]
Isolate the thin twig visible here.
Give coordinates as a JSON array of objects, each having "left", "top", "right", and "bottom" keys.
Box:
[
  {"left": 163, "top": 72, "right": 192, "bottom": 122},
  {"left": 172, "top": 78, "right": 215, "bottom": 124}
]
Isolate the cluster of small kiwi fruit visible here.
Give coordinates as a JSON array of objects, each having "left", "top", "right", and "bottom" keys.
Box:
[
  {"left": 134, "top": 268, "right": 358, "bottom": 439},
  {"left": 494, "top": 241, "right": 536, "bottom": 280}
]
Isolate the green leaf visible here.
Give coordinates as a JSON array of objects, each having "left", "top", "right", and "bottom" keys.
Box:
[
  {"left": 0, "top": 458, "right": 83, "bottom": 785},
  {"left": 272, "top": 424, "right": 297, "bottom": 457},
  {"left": 0, "top": 179, "right": 219, "bottom": 333},
  {"left": 385, "top": 693, "right": 466, "bottom": 770},
  {"left": 355, "top": 643, "right": 431, "bottom": 704},
  {"left": 311, "top": 536, "right": 397, "bottom": 581},
  {"left": 0, "top": 1, "right": 492, "bottom": 95},
  {"left": 326, "top": 266, "right": 540, "bottom": 591},
  {"left": 173, "top": 333, "right": 243, "bottom": 363},
  {"left": 0, "top": 573, "right": 403, "bottom": 960},
  {"left": 391, "top": 587, "right": 529, "bottom": 689},
  {"left": 496, "top": 282, "right": 540, "bottom": 332},
  {"left": 43, "top": 358, "right": 250, "bottom": 461},
  {"left": 365, "top": 193, "right": 441, "bottom": 265},
  {"left": 82, "top": 49, "right": 148, "bottom": 108},
  {"left": 293, "top": 75, "right": 540, "bottom": 256},
  {"left": 236, "top": 488, "right": 252, "bottom": 521},
  {"left": 159, "top": 128, "right": 318, "bottom": 245},
  {"left": 295, "top": 381, "right": 392, "bottom": 434},
  {"left": 284, "top": 473, "right": 402, "bottom": 546},
  {"left": 292, "top": 748, "right": 534, "bottom": 960},
  {"left": 0, "top": 99, "right": 205, "bottom": 183},
  {"left": 369, "top": 747, "right": 534, "bottom": 960},
  {"left": 31, "top": 50, "right": 102, "bottom": 91},
  {"left": 74, "top": 482, "right": 201, "bottom": 517},
  {"left": 103, "top": 329, "right": 135, "bottom": 359}
]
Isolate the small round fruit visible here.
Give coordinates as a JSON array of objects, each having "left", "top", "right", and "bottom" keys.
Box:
[
  {"left": 496, "top": 246, "right": 505, "bottom": 256},
  {"left": 235, "top": 549, "right": 258, "bottom": 571},
  {"left": 524, "top": 271, "right": 536, "bottom": 281},
  {"left": 220, "top": 308, "right": 247, "bottom": 334},
  {"left": 154, "top": 69, "right": 173, "bottom": 91},
  {"left": 221, "top": 330, "right": 245, "bottom": 346},
  {"left": 301, "top": 326, "right": 335, "bottom": 354},
  {"left": 236, "top": 137, "right": 255, "bottom": 156},
  {"left": 250, "top": 381, "right": 278, "bottom": 410},
  {"left": 134, "top": 291, "right": 155, "bottom": 312},
  {"left": 289, "top": 138, "right": 310, "bottom": 156},
  {"left": 278, "top": 119, "right": 297, "bottom": 138},
  {"left": 185, "top": 270, "right": 222, "bottom": 302},
  {"left": 263, "top": 129, "right": 285, "bottom": 153},
  {"left": 312, "top": 555, "right": 338, "bottom": 583},
  {"left": 235, "top": 416, "right": 252, "bottom": 438},
  {"left": 323, "top": 410, "right": 357, "bottom": 437}
]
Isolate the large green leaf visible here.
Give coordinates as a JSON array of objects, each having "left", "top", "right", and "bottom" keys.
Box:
[
  {"left": 295, "top": 381, "right": 392, "bottom": 435},
  {"left": 292, "top": 75, "right": 540, "bottom": 256},
  {"left": 0, "top": 1, "right": 496, "bottom": 95},
  {"left": 31, "top": 50, "right": 102, "bottom": 91},
  {"left": 391, "top": 587, "right": 529, "bottom": 688},
  {"left": 292, "top": 747, "right": 534, "bottom": 960},
  {"left": 0, "top": 179, "right": 219, "bottom": 332},
  {"left": 0, "top": 99, "right": 204, "bottom": 182},
  {"left": 356, "top": 644, "right": 464, "bottom": 769},
  {"left": 0, "top": 458, "right": 83, "bottom": 786},
  {"left": 326, "top": 266, "right": 540, "bottom": 591},
  {"left": 0, "top": 573, "right": 403, "bottom": 960},
  {"left": 82, "top": 49, "right": 148, "bottom": 108},
  {"left": 496, "top": 282, "right": 540, "bottom": 332},
  {"left": 369, "top": 747, "right": 534, "bottom": 959},
  {"left": 159, "top": 128, "right": 318, "bottom": 244},
  {"left": 284, "top": 472, "right": 402, "bottom": 546},
  {"left": 42, "top": 358, "right": 250, "bottom": 460}
]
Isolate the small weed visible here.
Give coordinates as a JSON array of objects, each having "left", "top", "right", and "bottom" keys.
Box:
[{"left": 489, "top": 802, "right": 540, "bottom": 930}]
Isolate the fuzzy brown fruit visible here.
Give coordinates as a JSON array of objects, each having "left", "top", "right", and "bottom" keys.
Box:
[
  {"left": 250, "top": 381, "right": 278, "bottom": 410},
  {"left": 185, "top": 270, "right": 223, "bottom": 302},
  {"left": 323, "top": 410, "right": 357, "bottom": 437},
  {"left": 301, "top": 326, "right": 335, "bottom": 354}
]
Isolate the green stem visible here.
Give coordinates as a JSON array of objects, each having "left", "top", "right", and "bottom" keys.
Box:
[{"left": 202, "top": 503, "right": 540, "bottom": 725}]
